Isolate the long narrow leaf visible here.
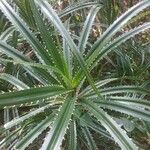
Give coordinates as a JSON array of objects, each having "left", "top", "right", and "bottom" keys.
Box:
[
  {"left": 0, "top": 128, "right": 21, "bottom": 149},
  {"left": 78, "top": 6, "right": 101, "bottom": 53},
  {"left": 88, "top": 22, "right": 150, "bottom": 68},
  {"left": 35, "top": 0, "right": 102, "bottom": 98},
  {"left": 59, "top": 1, "right": 101, "bottom": 18},
  {"left": 4, "top": 102, "right": 60, "bottom": 129},
  {"left": 0, "top": 73, "right": 29, "bottom": 90},
  {"left": 108, "top": 96, "right": 150, "bottom": 109},
  {"left": 87, "top": 0, "right": 150, "bottom": 65},
  {"left": 0, "top": 41, "right": 58, "bottom": 84},
  {"left": 41, "top": 95, "right": 76, "bottom": 150},
  {"left": 81, "top": 78, "right": 118, "bottom": 95},
  {"left": 0, "top": 58, "right": 71, "bottom": 86},
  {"left": 0, "top": 85, "right": 70, "bottom": 107},
  {"left": 0, "top": 41, "right": 29, "bottom": 62},
  {"left": 81, "top": 127, "right": 97, "bottom": 150},
  {"left": 15, "top": 114, "right": 55, "bottom": 150},
  {"left": 63, "top": 19, "right": 72, "bottom": 77},
  {"left": 0, "top": 26, "right": 15, "bottom": 41},
  {"left": 68, "top": 120, "right": 77, "bottom": 150},
  {"left": 75, "top": 1, "right": 150, "bottom": 81},
  {"left": 0, "top": 0, "right": 51, "bottom": 64},
  {"left": 81, "top": 100, "right": 137, "bottom": 150},
  {"left": 0, "top": 58, "right": 63, "bottom": 76},
  {"left": 76, "top": 111, "right": 112, "bottom": 140},
  {"left": 85, "top": 86, "right": 150, "bottom": 98},
  {"left": 94, "top": 100, "right": 150, "bottom": 122},
  {"left": 30, "top": 0, "right": 67, "bottom": 74}
]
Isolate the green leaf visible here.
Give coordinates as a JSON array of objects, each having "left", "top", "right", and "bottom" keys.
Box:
[
  {"left": 0, "top": 41, "right": 29, "bottom": 62},
  {"left": 77, "top": 128, "right": 89, "bottom": 149},
  {"left": 88, "top": 22, "right": 150, "bottom": 68},
  {"left": 0, "top": 58, "right": 63, "bottom": 77},
  {"left": 4, "top": 102, "right": 60, "bottom": 129},
  {"left": 76, "top": 110, "right": 112, "bottom": 140},
  {"left": 80, "top": 78, "right": 118, "bottom": 96},
  {"left": 68, "top": 120, "right": 77, "bottom": 150},
  {"left": 59, "top": 1, "right": 101, "bottom": 18},
  {"left": 78, "top": 6, "right": 101, "bottom": 53},
  {"left": 0, "top": 26, "right": 15, "bottom": 41},
  {"left": 41, "top": 95, "right": 76, "bottom": 150},
  {"left": 29, "top": 0, "right": 67, "bottom": 74},
  {"left": 108, "top": 96, "right": 150, "bottom": 110},
  {"left": 87, "top": 0, "right": 150, "bottom": 65},
  {"left": 0, "top": 85, "right": 70, "bottom": 107},
  {"left": 0, "top": 0, "right": 51, "bottom": 64},
  {"left": 81, "top": 100, "right": 138, "bottom": 150},
  {"left": 63, "top": 19, "right": 72, "bottom": 77},
  {"left": 81, "top": 127, "right": 97, "bottom": 150},
  {"left": 14, "top": 0, "right": 36, "bottom": 29},
  {"left": 0, "top": 41, "right": 58, "bottom": 84},
  {"left": 0, "top": 58, "right": 71, "bottom": 86},
  {"left": 35, "top": 0, "right": 102, "bottom": 98},
  {"left": 85, "top": 86, "right": 150, "bottom": 98},
  {"left": 0, "top": 127, "right": 21, "bottom": 149},
  {"left": 75, "top": 1, "right": 150, "bottom": 81},
  {"left": 0, "top": 73, "right": 29, "bottom": 90},
  {"left": 94, "top": 100, "right": 150, "bottom": 122},
  {"left": 15, "top": 114, "right": 55, "bottom": 150}
]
